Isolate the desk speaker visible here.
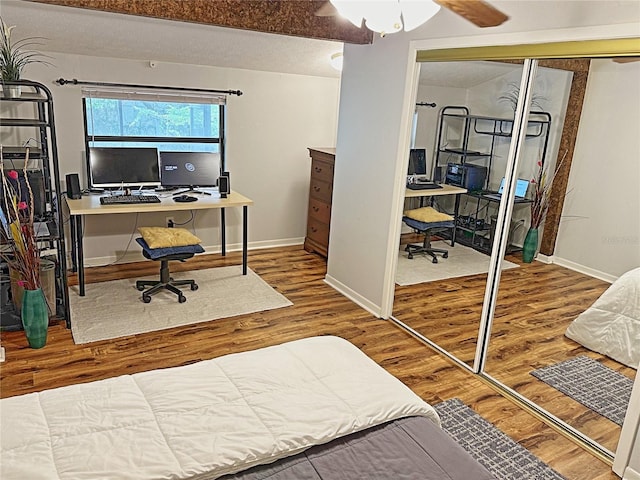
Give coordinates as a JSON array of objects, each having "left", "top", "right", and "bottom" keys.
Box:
[
  {"left": 66, "top": 173, "right": 82, "bottom": 199},
  {"left": 219, "top": 172, "right": 230, "bottom": 198}
]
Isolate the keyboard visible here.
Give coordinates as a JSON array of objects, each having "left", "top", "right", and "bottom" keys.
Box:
[
  {"left": 100, "top": 194, "right": 161, "bottom": 205},
  {"left": 407, "top": 182, "right": 443, "bottom": 190}
]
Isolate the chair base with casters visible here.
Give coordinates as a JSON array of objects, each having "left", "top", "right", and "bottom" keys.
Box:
[
  {"left": 402, "top": 208, "right": 455, "bottom": 264},
  {"left": 136, "top": 252, "right": 198, "bottom": 303}
]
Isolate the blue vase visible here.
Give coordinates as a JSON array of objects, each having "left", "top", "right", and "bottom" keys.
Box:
[
  {"left": 21, "top": 288, "right": 48, "bottom": 349},
  {"left": 522, "top": 228, "right": 539, "bottom": 263}
]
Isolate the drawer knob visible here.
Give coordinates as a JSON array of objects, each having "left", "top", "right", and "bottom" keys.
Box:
[
  {"left": 311, "top": 227, "right": 317, "bottom": 233},
  {"left": 314, "top": 166, "right": 322, "bottom": 173},
  {"left": 313, "top": 186, "right": 320, "bottom": 192},
  {"left": 312, "top": 206, "right": 319, "bottom": 212}
]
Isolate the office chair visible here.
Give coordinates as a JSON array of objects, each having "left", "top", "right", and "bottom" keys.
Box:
[
  {"left": 135, "top": 227, "right": 204, "bottom": 303},
  {"left": 402, "top": 206, "right": 455, "bottom": 264}
]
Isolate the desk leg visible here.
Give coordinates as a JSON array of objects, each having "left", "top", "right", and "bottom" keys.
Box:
[
  {"left": 452, "top": 194, "right": 461, "bottom": 247},
  {"left": 243, "top": 205, "right": 248, "bottom": 275},
  {"left": 220, "top": 208, "right": 226, "bottom": 257},
  {"left": 69, "top": 215, "right": 77, "bottom": 272},
  {"left": 75, "top": 215, "right": 85, "bottom": 297}
]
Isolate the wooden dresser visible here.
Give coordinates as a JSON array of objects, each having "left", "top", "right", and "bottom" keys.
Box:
[{"left": 304, "top": 148, "right": 335, "bottom": 258}]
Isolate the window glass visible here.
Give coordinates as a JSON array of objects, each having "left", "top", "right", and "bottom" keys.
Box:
[{"left": 85, "top": 98, "right": 220, "bottom": 139}]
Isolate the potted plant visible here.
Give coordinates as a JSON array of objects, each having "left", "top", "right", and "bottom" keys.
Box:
[
  {"left": 0, "top": 147, "right": 48, "bottom": 348},
  {"left": 523, "top": 152, "right": 567, "bottom": 263},
  {"left": 0, "top": 16, "right": 51, "bottom": 97}
]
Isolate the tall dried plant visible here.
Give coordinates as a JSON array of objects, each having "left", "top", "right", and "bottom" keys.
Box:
[{"left": 0, "top": 147, "right": 41, "bottom": 290}]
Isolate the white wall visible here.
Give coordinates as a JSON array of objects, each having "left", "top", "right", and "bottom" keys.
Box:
[
  {"left": 466, "top": 66, "right": 573, "bottom": 190},
  {"left": 19, "top": 53, "right": 340, "bottom": 264},
  {"left": 327, "top": 20, "right": 640, "bottom": 318},
  {"left": 413, "top": 83, "right": 466, "bottom": 169},
  {"left": 554, "top": 59, "right": 640, "bottom": 280}
]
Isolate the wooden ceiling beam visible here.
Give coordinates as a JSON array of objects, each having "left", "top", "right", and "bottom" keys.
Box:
[{"left": 28, "top": 0, "right": 373, "bottom": 44}]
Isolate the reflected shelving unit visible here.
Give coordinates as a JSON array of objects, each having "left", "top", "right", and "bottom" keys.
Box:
[{"left": 432, "top": 105, "right": 551, "bottom": 254}]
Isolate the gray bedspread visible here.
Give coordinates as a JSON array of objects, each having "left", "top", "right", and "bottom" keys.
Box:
[{"left": 219, "top": 416, "right": 495, "bottom": 480}]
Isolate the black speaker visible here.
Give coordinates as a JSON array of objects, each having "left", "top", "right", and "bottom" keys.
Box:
[
  {"left": 219, "top": 172, "right": 230, "bottom": 198},
  {"left": 66, "top": 173, "right": 82, "bottom": 199}
]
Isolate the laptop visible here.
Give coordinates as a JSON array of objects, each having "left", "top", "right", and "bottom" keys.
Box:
[{"left": 484, "top": 177, "right": 529, "bottom": 201}]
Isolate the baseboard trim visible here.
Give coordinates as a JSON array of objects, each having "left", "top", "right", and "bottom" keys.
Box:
[
  {"left": 543, "top": 256, "right": 617, "bottom": 284},
  {"left": 80, "top": 238, "right": 305, "bottom": 268},
  {"left": 323, "top": 274, "right": 383, "bottom": 318}
]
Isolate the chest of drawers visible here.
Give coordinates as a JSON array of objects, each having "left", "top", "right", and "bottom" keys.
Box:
[{"left": 304, "top": 148, "right": 335, "bottom": 257}]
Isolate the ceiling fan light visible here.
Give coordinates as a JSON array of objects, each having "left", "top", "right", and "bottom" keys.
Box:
[
  {"left": 330, "top": 0, "right": 364, "bottom": 28},
  {"left": 399, "top": 0, "right": 441, "bottom": 31},
  {"left": 362, "top": 0, "right": 403, "bottom": 35}
]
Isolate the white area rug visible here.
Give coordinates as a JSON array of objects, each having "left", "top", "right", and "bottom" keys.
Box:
[
  {"left": 396, "top": 240, "right": 519, "bottom": 286},
  {"left": 70, "top": 266, "right": 292, "bottom": 344}
]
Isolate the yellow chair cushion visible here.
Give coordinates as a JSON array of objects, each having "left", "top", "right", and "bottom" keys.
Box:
[
  {"left": 138, "top": 227, "right": 202, "bottom": 249},
  {"left": 403, "top": 206, "right": 453, "bottom": 223}
]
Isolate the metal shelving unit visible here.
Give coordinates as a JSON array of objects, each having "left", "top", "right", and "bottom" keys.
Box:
[
  {"left": 432, "top": 105, "right": 551, "bottom": 254},
  {"left": 1, "top": 80, "right": 71, "bottom": 329},
  {"left": 432, "top": 105, "right": 551, "bottom": 186}
]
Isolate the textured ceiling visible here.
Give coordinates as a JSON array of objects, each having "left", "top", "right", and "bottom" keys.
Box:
[
  {"left": 28, "top": 0, "right": 372, "bottom": 44},
  {"left": 2, "top": 0, "right": 347, "bottom": 78}
]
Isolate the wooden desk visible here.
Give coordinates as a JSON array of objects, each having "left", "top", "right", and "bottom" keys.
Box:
[
  {"left": 65, "top": 191, "right": 254, "bottom": 297},
  {"left": 405, "top": 183, "right": 467, "bottom": 198}
]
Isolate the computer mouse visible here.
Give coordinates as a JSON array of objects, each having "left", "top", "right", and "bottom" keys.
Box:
[{"left": 174, "top": 195, "right": 197, "bottom": 203}]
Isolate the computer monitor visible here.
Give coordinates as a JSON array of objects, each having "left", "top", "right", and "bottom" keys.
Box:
[
  {"left": 87, "top": 147, "right": 160, "bottom": 189},
  {"left": 159, "top": 152, "right": 221, "bottom": 188},
  {"left": 407, "top": 149, "right": 427, "bottom": 176}
]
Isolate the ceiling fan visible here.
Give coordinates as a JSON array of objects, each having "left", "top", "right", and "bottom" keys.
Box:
[{"left": 316, "top": 0, "right": 509, "bottom": 32}]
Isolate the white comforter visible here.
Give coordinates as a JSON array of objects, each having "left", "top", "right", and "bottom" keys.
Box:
[
  {"left": 1, "top": 336, "right": 439, "bottom": 480},
  {"left": 565, "top": 267, "right": 640, "bottom": 369}
]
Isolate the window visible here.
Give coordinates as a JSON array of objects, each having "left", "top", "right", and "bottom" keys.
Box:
[{"left": 82, "top": 87, "right": 226, "bottom": 161}]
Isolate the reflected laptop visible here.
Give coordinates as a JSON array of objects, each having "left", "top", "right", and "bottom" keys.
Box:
[{"left": 484, "top": 177, "right": 529, "bottom": 201}]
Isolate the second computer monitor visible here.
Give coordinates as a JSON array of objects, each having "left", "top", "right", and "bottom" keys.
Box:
[
  {"left": 159, "top": 152, "right": 221, "bottom": 187},
  {"left": 408, "top": 149, "right": 427, "bottom": 176}
]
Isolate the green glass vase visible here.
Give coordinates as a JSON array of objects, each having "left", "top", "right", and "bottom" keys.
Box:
[
  {"left": 21, "top": 288, "right": 48, "bottom": 349},
  {"left": 522, "top": 227, "right": 539, "bottom": 263}
]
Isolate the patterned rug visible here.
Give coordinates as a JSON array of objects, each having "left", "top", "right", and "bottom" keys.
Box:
[
  {"left": 434, "top": 399, "right": 566, "bottom": 480},
  {"left": 531, "top": 356, "right": 633, "bottom": 426}
]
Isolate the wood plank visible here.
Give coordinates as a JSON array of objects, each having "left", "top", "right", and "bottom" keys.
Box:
[{"left": 0, "top": 245, "right": 618, "bottom": 479}]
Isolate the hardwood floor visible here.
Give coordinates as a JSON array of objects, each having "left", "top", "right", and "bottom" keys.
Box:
[
  {"left": 393, "top": 245, "right": 632, "bottom": 455},
  {"left": 0, "top": 245, "right": 620, "bottom": 479}
]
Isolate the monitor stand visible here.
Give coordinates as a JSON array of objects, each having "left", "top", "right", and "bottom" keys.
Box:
[{"left": 171, "top": 187, "right": 212, "bottom": 196}]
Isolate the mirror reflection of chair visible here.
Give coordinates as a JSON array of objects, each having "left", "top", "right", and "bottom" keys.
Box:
[
  {"left": 135, "top": 227, "right": 205, "bottom": 303},
  {"left": 402, "top": 207, "right": 455, "bottom": 264}
]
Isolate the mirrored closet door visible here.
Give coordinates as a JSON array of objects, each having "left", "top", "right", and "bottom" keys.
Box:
[
  {"left": 483, "top": 56, "right": 640, "bottom": 456},
  {"left": 392, "top": 40, "right": 639, "bottom": 460},
  {"left": 394, "top": 60, "right": 525, "bottom": 368}
]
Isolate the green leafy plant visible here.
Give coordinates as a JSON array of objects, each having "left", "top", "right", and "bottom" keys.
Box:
[
  {"left": 498, "top": 82, "right": 546, "bottom": 113},
  {"left": 0, "top": 16, "right": 51, "bottom": 82}
]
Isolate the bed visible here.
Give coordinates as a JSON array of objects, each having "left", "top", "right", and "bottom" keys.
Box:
[
  {"left": 565, "top": 267, "right": 640, "bottom": 369},
  {"left": 0, "top": 336, "right": 494, "bottom": 479}
]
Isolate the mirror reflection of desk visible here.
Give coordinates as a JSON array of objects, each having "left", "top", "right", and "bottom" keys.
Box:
[
  {"left": 404, "top": 183, "right": 467, "bottom": 245},
  {"left": 405, "top": 183, "right": 467, "bottom": 199}
]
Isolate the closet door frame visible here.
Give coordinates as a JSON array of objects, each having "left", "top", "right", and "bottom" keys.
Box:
[{"left": 391, "top": 36, "right": 640, "bottom": 463}]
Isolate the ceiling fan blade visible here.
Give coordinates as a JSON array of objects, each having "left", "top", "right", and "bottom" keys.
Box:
[
  {"left": 434, "top": 0, "right": 509, "bottom": 28},
  {"left": 612, "top": 57, "right": 640, "bottom": 63},
  {"left": 315, "top": 1, "right": 338, "bottom": 17}
]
